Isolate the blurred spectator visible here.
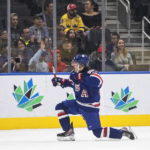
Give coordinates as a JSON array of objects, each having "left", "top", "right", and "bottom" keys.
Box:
[
  {"left": 106, "top": 32, "right": 120, "bottom": 59},
  {"left": 28, "top": 41, "right": 49, "bottom": 72},
  {"left": 11, "top": 13, "right": 21, "bottom": 45},
  {"left": 40, "top": 0, "right": 58, "bottom": 46},
  {"left": 16, "top": 39, "right": 34, "bottom": 63},
  {"left": 88, "top": 48, "right": 116, "bottom": 71},
  {"left": 57, "top": 0, "right": 79, "bottom": 16},
  {"left": 85, "top": 27, "right": 111, "bottom": 55},
  {"left": 42, "top": 0, "right": 54, "bottom": 30},
  {"left": 58, "top": 3, "right": 86, "bottom": 54},
  {"left": 48, "top": 50, "right": 67, "bottom": 72},
  {"left": 11, "top": 56, "right": 28, "bottom": 72},
  {"left": 81, "top": 0, "right": 111, "bottom": 56},
  {"left": 0, "top": 56, "right": 7, "bottom": 72},
  {"left": 0, "top": 47, "right": 8, "bottom": 72},
  {"left": 20, "top": 27, "right": 32, "bottom": 47},
  {"left": 20, "top": 27, "right": 39, "bottom": 52},
  {"left": 59, "top": 40, "right": 77, "bottom": 67},
  {"left": 0, "top": 30, "right": 8, "bottom": 50},
  {"left": 65, "top": 29, "right": 77, "bottom": 43},
  {"left": 29, "top": 14, "right": 49, "bottom": 45},
  {"left": 59, "top": 3, "right": 85, "bottom": 35},
  {"left": 111, "top": 39, "right": 133, "bottom": 71},
  {"left": 11, "top": 39, "right": 35, "bottom": 72},
  {"left": 80, "top": 0, "right": 101, "bottom": 30},
  {"left": 64, "top": 29, "right": 85, "bottom": 54}
]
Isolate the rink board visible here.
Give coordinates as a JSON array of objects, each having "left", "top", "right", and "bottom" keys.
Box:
[
  {"left": 0, "top": 72, "right": 150, "bottom": 129},
  {"left": 0, "top": 115, "right": 150, "bottom": 129}
]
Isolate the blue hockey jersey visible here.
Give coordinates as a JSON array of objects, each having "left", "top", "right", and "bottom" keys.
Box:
[{"left": 61, "top": 69, "right": 103, "bottom": 109}]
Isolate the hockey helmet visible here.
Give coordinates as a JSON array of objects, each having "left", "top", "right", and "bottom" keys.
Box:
[{"left": 72, "top": 54, "right": 89, "bottom": 66}]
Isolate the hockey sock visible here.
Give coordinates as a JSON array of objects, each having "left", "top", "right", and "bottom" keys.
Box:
[
  {"left": 100, "top": 127, "right": 123, "bottom": 139},
  {"left": 109, "top": 128, "right": 123, "bottom": 139},
  {"left": 57, "top": 110, "right": 71, "bottom": 131},
  {"left": 55, "top": 102, "right": 71, "bottom": 131}
]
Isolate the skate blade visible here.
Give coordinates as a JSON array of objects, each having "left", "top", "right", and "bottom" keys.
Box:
[
  {"left": 128, "top": 126, "right": 138, "bottom": 139},
  {"left": 57, "top": 135, "right": 75, "bottom": 141}
]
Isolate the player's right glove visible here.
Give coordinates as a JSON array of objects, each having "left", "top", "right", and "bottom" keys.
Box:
[{"left": 51, "top": 77, "right": 63, "bottom": 87}]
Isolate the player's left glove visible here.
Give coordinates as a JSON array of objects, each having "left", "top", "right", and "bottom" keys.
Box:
[{"left": 51, "top": 77, "right": 63, "bottom": 87}]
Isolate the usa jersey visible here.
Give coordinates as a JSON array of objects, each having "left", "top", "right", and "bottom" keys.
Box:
[{"left": 61, "top": 70, "right": 103, "bottom": 109}]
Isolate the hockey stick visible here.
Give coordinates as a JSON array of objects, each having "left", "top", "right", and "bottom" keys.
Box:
[
  {"left": 52, "top": 66, "right": 74, "bottom": 100},
  {"left": 52, "top": 65, "right": 61, "bottom": 86},
  {"left": 52, "top": 66, "right": 57, "bottom": 78}
]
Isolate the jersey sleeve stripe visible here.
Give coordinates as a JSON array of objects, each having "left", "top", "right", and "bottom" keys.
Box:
[
  {"left": 76, "top": 100, "right": 100, "bottom": 109},
  {"left": 90, "top": 73, "right": 103, "bottom": 86}
]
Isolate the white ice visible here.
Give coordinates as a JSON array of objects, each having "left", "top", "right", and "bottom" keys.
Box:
[{"left": 0, "top": 126, "right": 150, "bottom": 150}]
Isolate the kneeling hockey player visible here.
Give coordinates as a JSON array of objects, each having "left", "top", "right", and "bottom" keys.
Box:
[{"left": 51, "top": 54, "right": 135, "bottom": 141}]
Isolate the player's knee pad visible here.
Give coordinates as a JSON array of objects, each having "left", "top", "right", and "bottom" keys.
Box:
[
  {"left": 55, "top": 102, "right": 66, "bottom": 110},
  {"left": 92, "top": 128, "right": 102, "bottom": 138}
]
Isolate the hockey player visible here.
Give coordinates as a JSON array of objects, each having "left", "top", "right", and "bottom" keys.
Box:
[{"left": 51, "top": 54, "right": 135, "bottom": 141}]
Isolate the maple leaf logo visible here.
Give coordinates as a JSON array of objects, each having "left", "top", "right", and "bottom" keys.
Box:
[
  {"left": 12, "top": 78, "right": 44, "bottom": 111},
  {"left": 110, "top": 87, "right": 139, "bottom": 112}
]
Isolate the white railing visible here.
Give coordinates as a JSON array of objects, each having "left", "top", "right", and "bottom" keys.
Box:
[
  {"left": 104, "top": 0, "right": 107, "bottom": 18},
  {"left": 142, "top": 16, "right": 150, "bottom": 63},
  {"left": 117, "top": 0, "right": 131, "bottom": 43}
]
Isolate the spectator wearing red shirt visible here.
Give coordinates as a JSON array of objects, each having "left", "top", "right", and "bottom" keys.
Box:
[{"left": 48, "top": 50, "right": 67, "bottom": 72}]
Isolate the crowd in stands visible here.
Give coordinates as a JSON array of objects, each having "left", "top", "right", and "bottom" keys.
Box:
[{"left": 0, "top": 0, "right": 143, "bottom": 73}]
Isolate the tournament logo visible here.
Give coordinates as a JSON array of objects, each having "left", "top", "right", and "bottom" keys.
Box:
[
  {"left": 110, "top": 86, "right": 139, "bottom": 112},
  {"left": 12, "top": 78, "right": 44, "bottom": 111}
]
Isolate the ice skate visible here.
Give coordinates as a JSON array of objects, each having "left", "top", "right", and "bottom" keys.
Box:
[
  {"left": 121, "top": 127, "right": 135, "bottom": 140},
  {"left": 57, "top": 123, "right": 75, "bottom": 141}
]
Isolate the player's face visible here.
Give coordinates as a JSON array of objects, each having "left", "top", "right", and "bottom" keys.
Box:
[{"left": 71, "top": 61, "right": 84, "bottom": 73}]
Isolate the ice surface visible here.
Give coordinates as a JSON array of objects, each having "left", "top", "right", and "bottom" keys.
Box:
[{"left": 0, "top": 127, "right": 150, "bottom": 150}]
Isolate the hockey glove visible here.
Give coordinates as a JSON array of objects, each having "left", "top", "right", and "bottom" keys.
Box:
[{"left": 51, "top": 77, "right": 63, "bottom": 87}]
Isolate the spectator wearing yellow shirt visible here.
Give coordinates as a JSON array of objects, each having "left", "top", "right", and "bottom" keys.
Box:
[{"left": 60, "top": 4, "right": 85, "bottom": 35}]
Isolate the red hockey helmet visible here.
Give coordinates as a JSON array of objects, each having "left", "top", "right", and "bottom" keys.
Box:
[{"left": 67, "top": 4, "right": 77, "bottom": 11}]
